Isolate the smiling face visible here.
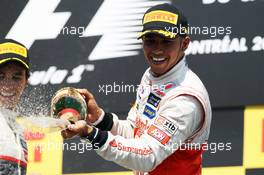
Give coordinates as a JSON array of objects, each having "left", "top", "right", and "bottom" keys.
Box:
[
  {"left": 142, "top": 33, "right": 189, "bottom": 77},
  {"left": 0, "top": 62, "right": 27, "bottom": 110}
]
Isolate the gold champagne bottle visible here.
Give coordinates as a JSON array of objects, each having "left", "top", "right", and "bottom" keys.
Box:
[{"left": 51, "top": 87, "right": 87, "bottom": 122}]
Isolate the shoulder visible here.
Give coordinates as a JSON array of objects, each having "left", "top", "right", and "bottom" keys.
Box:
[{"left": 159, "top": 95, "right": 203, "bottom": 116}]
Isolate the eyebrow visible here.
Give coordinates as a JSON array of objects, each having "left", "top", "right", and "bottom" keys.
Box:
[
  {"left": 14, "top": 71, "right": 24, "bottom": 76},
  {"left": 144, "top": 35, "right": 176, "bottom": 41}
]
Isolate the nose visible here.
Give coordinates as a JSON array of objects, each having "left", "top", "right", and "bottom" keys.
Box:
[{"left": 152, "top": 41, "right": 164, "bottom": 55}]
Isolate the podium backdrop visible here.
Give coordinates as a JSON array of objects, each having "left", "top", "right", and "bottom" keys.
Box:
[{"left": 1, "top": 0, "right": 263, "bottom": 174}]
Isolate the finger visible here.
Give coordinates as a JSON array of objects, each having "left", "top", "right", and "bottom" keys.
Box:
[
  {"left": 67, "top": 124, "right": 83, "bottom": 133},
  {"left": 67, "top": 120, "right": 87, "bottom": 130},
  {"left": 61, "top": 129, "right": 77, "bottom": 139},
  {"left": 61, "top": 130, "right": 69, "bottom": 139},
  {"left": 76, "top": 89, "right": 94, "bottom": 100},
  {"left": 58, "top": 124, "right": 67, "bottom": 130},
  {"left": 86, "top": 113, "right": 95, "bottom": 123},
  {"left": 87, "top": 114, "right": 93, "bottom": 120}
]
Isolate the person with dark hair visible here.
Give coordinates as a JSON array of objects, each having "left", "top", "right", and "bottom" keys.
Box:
[
  {"left": 0, "top": 39, "right": 29, "bottom": 175},
  {"left": 62, "top": 3, "right": 211, "bottom": 175}
]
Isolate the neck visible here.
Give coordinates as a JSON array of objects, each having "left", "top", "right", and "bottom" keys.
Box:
[{"left": 151, "top": 54, "right": 185, "bottom": 77}]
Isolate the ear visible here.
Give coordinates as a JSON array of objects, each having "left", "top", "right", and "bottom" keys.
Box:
[
  {"left": 23, "top": 77, "right": 29, "bottom": 89},
  {"left": 181, "top": 36, "right": 190, "bottom": 51}
]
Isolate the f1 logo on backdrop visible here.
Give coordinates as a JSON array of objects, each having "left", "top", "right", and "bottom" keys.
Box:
[
  {"left": 6, "top": 0, "right": 169, "bottom": 86},
  {"left": 6, "top": 0, "right": 169, "bottom": 61},
  {"left": 6, "top": 0, "right": 71, "bottom": 49}
]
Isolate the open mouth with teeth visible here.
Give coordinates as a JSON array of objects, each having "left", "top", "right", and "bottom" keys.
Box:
[
  {"left": 0, "top": 91, "right": 16, "bottom": 98},
  {"left": 0, "top": 91, "right": 17, "bottom": 109},
  {"left": 151, "top": 57, "right": 167, "bottom": 64}
]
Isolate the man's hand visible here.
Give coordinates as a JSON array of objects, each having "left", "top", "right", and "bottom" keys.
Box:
[
  {"left": 76, "top": 89, "right": 103, "bottom": 123},
  {"left": 61, "top": 120, "right": 93, "bottom": 139}
]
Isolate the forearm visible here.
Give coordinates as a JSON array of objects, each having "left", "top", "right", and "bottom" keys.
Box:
[{"left": 83, "top": 128, "right": 160, "bottom": 172}]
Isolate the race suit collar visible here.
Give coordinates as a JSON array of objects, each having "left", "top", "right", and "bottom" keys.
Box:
[{"left": 148, "top": 56, "right": 188, "bottom": 83}]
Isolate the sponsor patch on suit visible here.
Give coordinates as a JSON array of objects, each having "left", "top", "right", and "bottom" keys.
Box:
[
  {"left": 147, "top": 125, "right": 170, "bottom": 145},
  {"left": 147, "top": 93, "right": 161, "bottom": 107},
  {"left": 143, "top": 105, "right": 156, "bottom": 119},
  {"left": 155, "top": 116, "right": 177, "bottom": 135}
]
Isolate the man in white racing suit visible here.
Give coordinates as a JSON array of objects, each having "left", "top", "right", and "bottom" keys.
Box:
[
  {"left": 0, "top": 109, "right": 27, "bottom": 175},
  {"left": 62, "top": 3, "right": 212, "bottom": 175},
  {"left": 0, "top": 39, "right": 30, "bottom": 175}
]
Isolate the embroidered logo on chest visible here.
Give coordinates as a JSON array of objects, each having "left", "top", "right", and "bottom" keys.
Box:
[{"left": 143, "top": 105, "right": 156, "bottom": 119}]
